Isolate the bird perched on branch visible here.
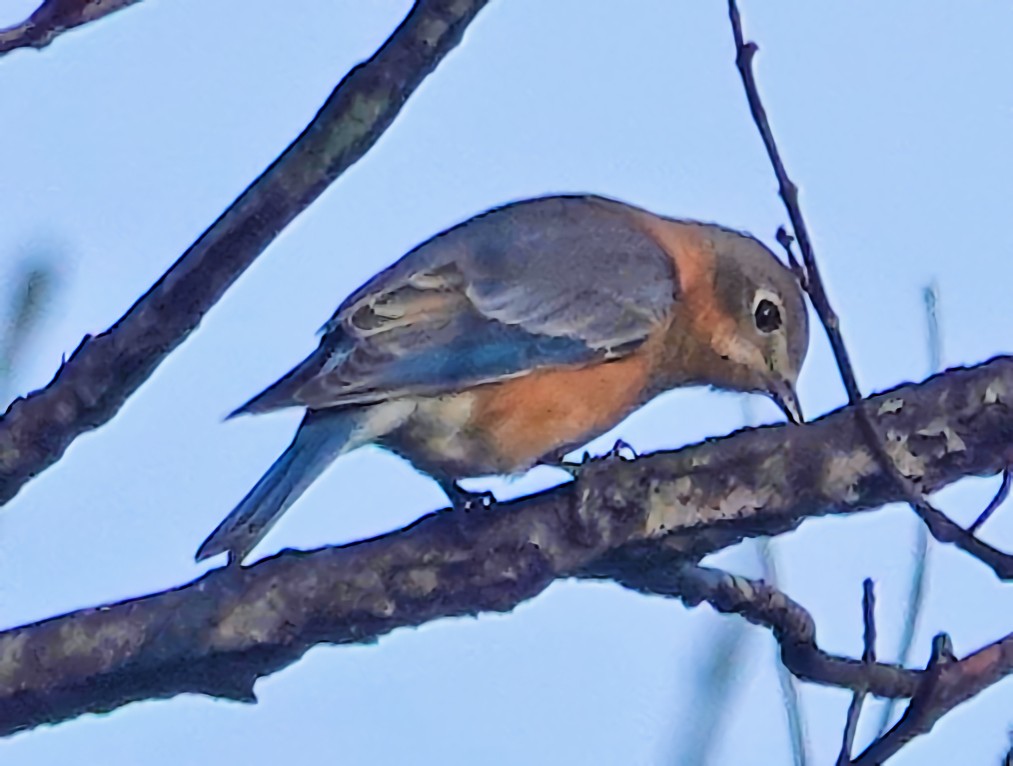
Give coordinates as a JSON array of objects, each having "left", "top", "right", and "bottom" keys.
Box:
[{"left": 196, "top": 195, "right": 809, "bottom": 563}]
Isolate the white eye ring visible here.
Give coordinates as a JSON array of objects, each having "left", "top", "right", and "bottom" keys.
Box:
[
  {"left": 752, "top": 288, "right": 784, "bottom": 315},
  {"left": 752, "top": 289, "right": 784, "bottom": 333}
]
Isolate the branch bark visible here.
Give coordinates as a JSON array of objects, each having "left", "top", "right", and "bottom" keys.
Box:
[
  {"left": 593, "top": 562, "right": 924, "bottom": 700},
  {"left": 0, "top": 0, "right": 143, "bottom": 55},
  {"left": 626, "top": 561, "right": 1013, "bottom": 765},
  {"left": 0, "top": 357, "right": 1010, "bottom": 737},
  {"left": 852, "top": 633, "right": 1013, "bottom": 765},
  {"left": 727, "top": 0, "right": 1013, "bottom": 579},
  {"left": 0, "top": 0, "right": 490, "bottom": 505}
]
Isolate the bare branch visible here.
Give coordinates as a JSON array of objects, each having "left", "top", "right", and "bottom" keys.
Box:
[
  {"left": 0, "top": 358, "right": 1009, "bottom": 736},
  {"left": 0, "top": 0, "right": 142, "bottom": 55},
  {"left": 593, "top": 561, "right": 921, "bottom": 699},
  {"left": 726, "top": 0, "right": 1013, "bottom": 579},
  {"left": 852, "top": 633, "right": 1013, "bottom": 765},
  {"left": 0, "top": 0, "right": 490, "bottom": 505},
  {"left": 758, "top": 538, "right": 810, "bottom": 766},
  {"left": 608, "top": 560, "right": 1011, "bottom": 763},
  {"left": 971, "top": 470, "right": 1012, "bottom": 534},
  {"left": 837, "top": 579, "right": 877, "bottom": 764}
]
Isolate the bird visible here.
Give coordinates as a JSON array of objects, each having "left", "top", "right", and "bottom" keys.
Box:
[{"left": 196, "top": 194, "right": 809, "bottom": 564}]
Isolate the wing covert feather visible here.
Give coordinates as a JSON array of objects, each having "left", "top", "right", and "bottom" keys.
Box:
[{"left": 242, "top": 196, "right": 679, "bottom": 413}]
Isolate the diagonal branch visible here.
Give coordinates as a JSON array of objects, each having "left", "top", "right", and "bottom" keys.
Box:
[
  {"left": 0, "top": 0, "right": 143, "bottom": 55},
  {"left": 0, "top": 358, "right": 1009, "bottom": 736},
  {"left": 588, "top": 562, "right": 922, "bottom": 700},
  {"left": 604, "top": 558, "right": 1011, "bottom": 762},
  {"left": 0, "top": 0, "right": 490, "bottom": 506},
  {"left": 727, "top": 0, "right": 1013, "bottom": 579},
  {"left": 852, "top": 633, "right": 1013, "bottom": 765}
]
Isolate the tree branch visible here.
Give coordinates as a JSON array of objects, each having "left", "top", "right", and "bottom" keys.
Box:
[
  {"left": 602, "top": 558, "right": 1011, "bottom": 760},
  {"left": 0, "top": 0, "right": 490, "bottom": 505},
  {"left": 0, "top": 0, "right": 143, "bottom": 55},
  {"left": 727, "top": 0, "right": 1013, "bottom": 580},
  {"left": 873, "top": 284, "right": 943, "bottom": 739},
  {"left": 852, "top": 633, "right": 1013, "bottom": 765},
  {"left": 589, "top": 562, "right": 923, "bottom": 700},
  {"left": 837, "top": 579, "right": 877, "bottom": 764},
  {"left": 0, "top": 358, "right": 1009, "bottom": 736}
]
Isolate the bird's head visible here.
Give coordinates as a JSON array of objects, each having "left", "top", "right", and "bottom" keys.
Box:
[{"left": 696, "top": 226, "right": 810, "bottom": 424}]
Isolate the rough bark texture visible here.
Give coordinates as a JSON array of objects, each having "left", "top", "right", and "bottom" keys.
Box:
[
  {"left": 0, "top": 0, "right": 143, "bottom": 54},
  {"left": 0, "top": 357, "right": 1010, "bottom": 737},
  {"left": 600, "top": 561, "right": 926, "bottom": 700},
  {"left": 0, "top": 0, "right": 490, "bottom": 505}
]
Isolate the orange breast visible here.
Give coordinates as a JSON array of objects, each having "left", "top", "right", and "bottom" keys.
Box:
[{"left": 466, "top": 352, "right": 653, "bottom": 470}]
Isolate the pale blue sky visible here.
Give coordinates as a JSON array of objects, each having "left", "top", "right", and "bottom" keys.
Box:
[{"left": 1, "top": 2, "right": 1011, "bottom": 764}]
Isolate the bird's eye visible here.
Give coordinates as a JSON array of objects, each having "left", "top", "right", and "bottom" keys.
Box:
[{"left": 754, "top": 299, "right": 782, "bottom": 333}]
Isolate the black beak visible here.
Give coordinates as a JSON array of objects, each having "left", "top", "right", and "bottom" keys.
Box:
[{"left": 769, "top": 380, "right": 804, "bottom": 425}]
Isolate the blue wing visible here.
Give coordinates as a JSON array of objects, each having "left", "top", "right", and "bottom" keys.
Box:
[{"left": 233, "top": 195, "right": 677, "bottom": 415}]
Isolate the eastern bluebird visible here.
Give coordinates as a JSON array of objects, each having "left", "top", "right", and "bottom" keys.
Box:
[{"left": 196, "top": 195, "right": 808, "bottom": 563}]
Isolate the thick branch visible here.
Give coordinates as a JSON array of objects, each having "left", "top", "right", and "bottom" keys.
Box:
[
  {"left": 0, "top": 0, "right": 490, "bottom": 505},
  {"left": 0, "top": 0, "right": 142, "bottom": 55},
  {"left": 0, "top": 358, "right": 1009, "bottom": 736}
]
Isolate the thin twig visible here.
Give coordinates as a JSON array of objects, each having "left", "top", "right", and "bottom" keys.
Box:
[
  {"left": 849, "top": 632, "right": 1012, "bottom": 765},
  {"left": 837, "top": 579, "right": 876, "bottom": 764},
  {"left": 743, "top": 386, "right": 809, "bottom": 766},
  {"left": 970, "top": 471, "right": 1012, "bottom": 534},
  {"left": 612, "top": 562, "right": 921, "bottom": 699},
  {"left": 758, "top": 538, "right": 810, "bottom": 766},
  {"left": 875, "top": 284, "right": 943, "bottom": 737},
  {"left": 611, "top": 560, "right": 1013, "bottom": 713},
  {"left": 726, "top": 0, "right": 1013, "bottom": 580},
  {"left": 624, "top": 562, "right": 1012, "bottom": 766},
  {"left": 0, "top": 0, "right": 491, "bottom": 506}
]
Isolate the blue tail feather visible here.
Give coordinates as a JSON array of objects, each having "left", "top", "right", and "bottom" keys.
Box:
[{"left": 195, "top": 409, "right": 360, "bottom": 563}]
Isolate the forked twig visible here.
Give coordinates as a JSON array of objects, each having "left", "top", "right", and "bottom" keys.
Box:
[
  {"left": 851, "top": 633, "right": 976, "bottom": 765},
  {"left": 727, "top": 0, "right": 1013, "bottom": 580}
]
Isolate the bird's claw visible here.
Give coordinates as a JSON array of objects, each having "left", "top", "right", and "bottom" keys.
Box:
[
  {"left": 459, "top": 490, "right": 495, "bottom": 513},
  {"left": 559, "top": 452, "right": 593, "bottom": 476},
  {"left": 609, "top": 439, "right": 638, "bottom": 461},
  {"left": 547, "top": 443, "right": 636, "bottom": 473},
  {"left": 542, "top": 450, "right": 593, "bottom": 477},
  {"left": 442, "top": 481, "right": 496, "bottom": 513}
]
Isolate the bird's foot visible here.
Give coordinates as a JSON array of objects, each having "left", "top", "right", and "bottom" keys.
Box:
[
  {"left": 541, "top": 442, "right": 636, "bottom": 474},
  {"left": 441, "top": 480, "right": 497, "bottom": 513},
  {"left": 609, "top": 439, "right": 638, "bottom": 461},
  {"left": 537, "top": 448, "right": 594, "bottom": 477}
]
